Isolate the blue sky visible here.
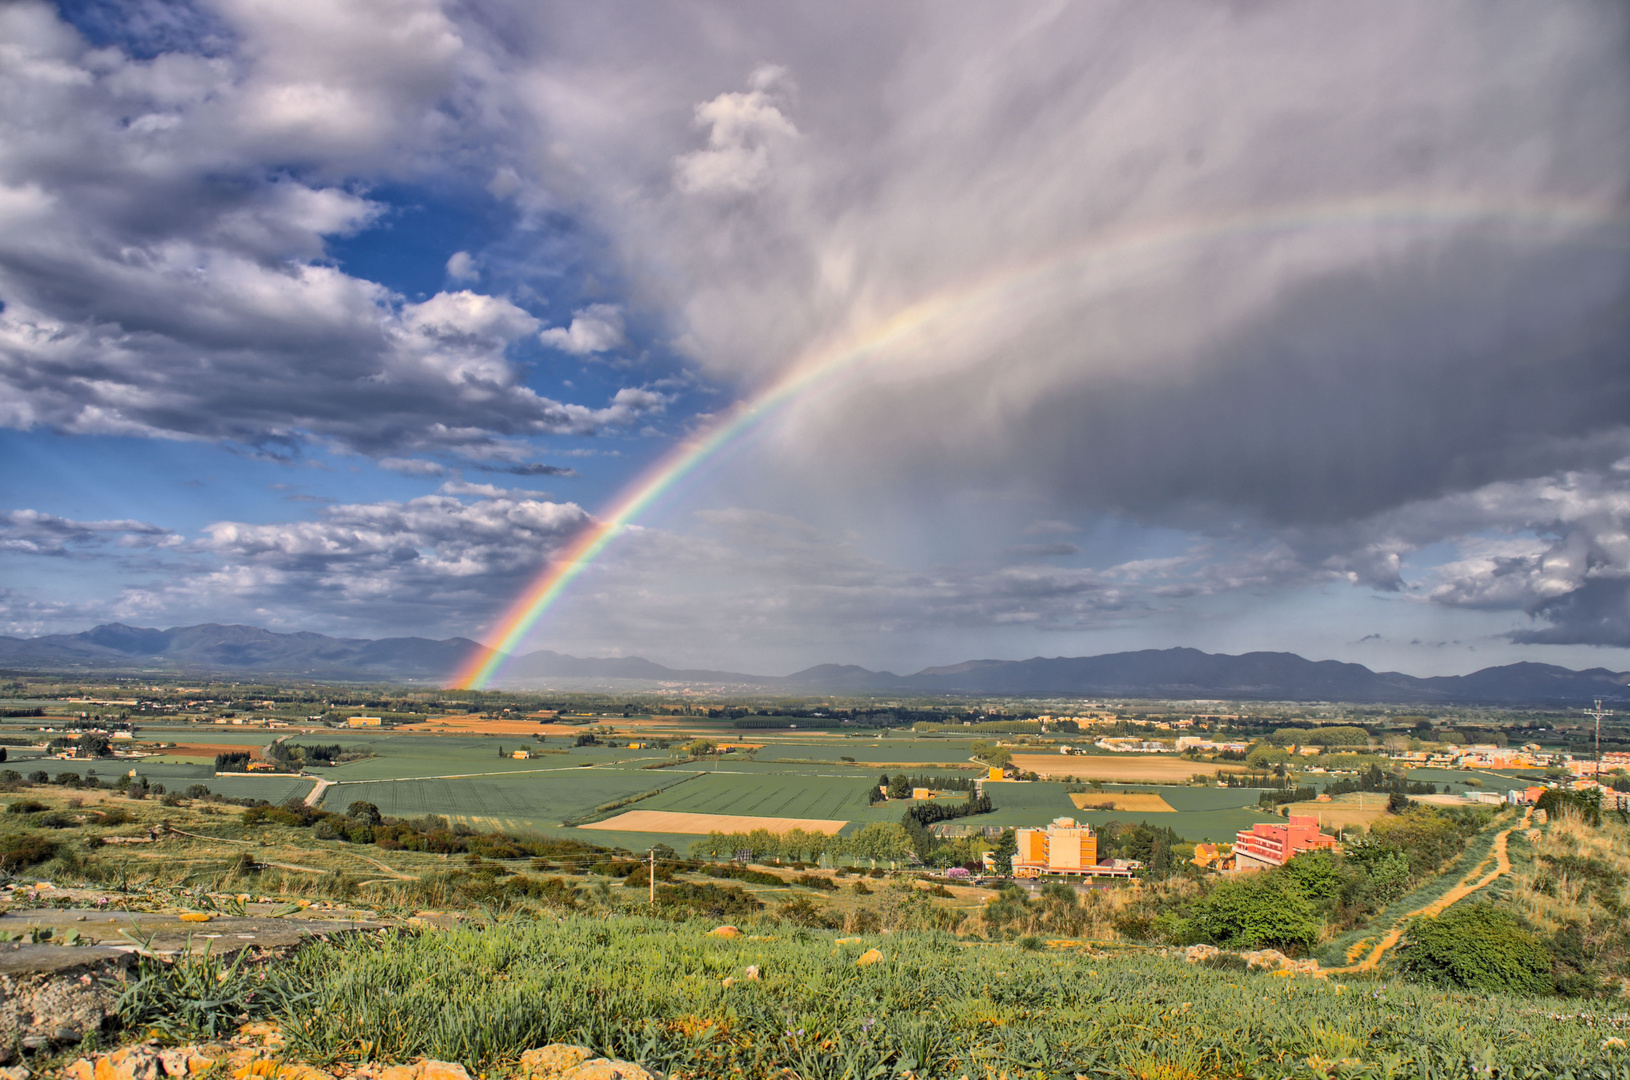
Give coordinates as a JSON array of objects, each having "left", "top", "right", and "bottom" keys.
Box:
[{"left": 2, "top": 1, "right": 1629, "bottom": 678}]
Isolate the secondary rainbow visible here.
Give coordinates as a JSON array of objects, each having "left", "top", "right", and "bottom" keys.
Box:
[{"left": 453, "top": 196, "right": 1628, "bottom": 689}]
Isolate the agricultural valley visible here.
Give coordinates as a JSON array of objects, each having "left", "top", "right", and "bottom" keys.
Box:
[{"left": 1, "top": 676, "right": 1627, "bottom": 1078}]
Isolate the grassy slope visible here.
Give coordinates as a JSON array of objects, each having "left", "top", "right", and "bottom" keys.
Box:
[{"left": 269, "top": 916, "right": 1626, "bottom": 1078}]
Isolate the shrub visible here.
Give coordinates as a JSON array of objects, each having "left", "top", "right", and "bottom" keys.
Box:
[
  {"left": 6, "top": 799, "right": 47, "bottom": 815},
  {"left": 1397, "top": 904, "right": 1551, "bottom": 995},
  {"left": 778, "top": 895, "right": 841, "bottom": 928},
  {"left": 652, "top": 882, "right": 762, "bottom": 919},
  {"left": 0, "top": 833, "right": 59, "bottom": 870},
  {"left": 794, "top": 873, "right": 837, "bottom": 892},
  {"left": 1181, "top": 874, "right": 1321, "bottom": 955}
]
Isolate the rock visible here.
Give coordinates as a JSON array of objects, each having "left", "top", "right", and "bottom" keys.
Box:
[
  {"left": 561, "top": 1060, "right": 656, "bottom": 1080},
  {"left": 232, "top": 1064, "right": 335, "bottom": 1080},
  {"left": 1240, "top": 949, "right": 1290, "bottom": 971},
  {"left": 707, "top": 926, "right": 741, "bottom": 938},
  {"left": 372, "top": 1062, "right": 471, "bottom": 1080},
  {"left": 0, "top": 1065, "right": 27, "bottom": 1080},
  {"left": 18, "top": 1035, "right": 49, "bottom": 1054},
  {"left": 55, "top": 1024, "right": 83, "bottom": 1044},
  {"left": 519, "top": 1045, "right": 593, "bottom": 1078},
  {"left": 73, "top": 1047, "right": 163, "bottom": 1080},
  {"left": 159, "top": 1048, "right": 220, "bottom": 1077},
  {"left": 1183, "top": 944, "right": 1219, "bottom": 964},
  {"left": 232, "top": 1062, "right": 335, "bottom": 1080},
  {"left": 855, "top": 948, "right": 883, "bottom": 967}
]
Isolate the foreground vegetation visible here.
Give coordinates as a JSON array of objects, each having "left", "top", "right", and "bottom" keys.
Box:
[{"left": 113, "top": 915, "right": 1630, "bottom": 1078}]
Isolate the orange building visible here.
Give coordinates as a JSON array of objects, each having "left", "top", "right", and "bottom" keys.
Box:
[
  {"left": 1233, "top": 815, "right": 1339, "bottom": 870},
  {"left": 1011, "top": 817, "right": 1098, "bottom": 877}
]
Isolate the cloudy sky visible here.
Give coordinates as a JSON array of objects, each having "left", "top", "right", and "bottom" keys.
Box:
[{"left": 3, "top": 0, "right": 1629, "bottom": 677}]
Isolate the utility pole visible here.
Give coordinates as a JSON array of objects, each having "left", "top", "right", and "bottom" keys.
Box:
[
  {"left": 649, "top": 846, "right": 656, "bottom": 906},
  {"left": 1584, "top": 699, "right": 1613, "bottom": 779}
]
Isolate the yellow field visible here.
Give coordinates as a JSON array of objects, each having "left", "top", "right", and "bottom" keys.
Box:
[
  {"left": 581, "top": 810, "right": 848, "bottom": 836},
  {"left": 1010, "top": 753, "right": 1238, "bottom": 782},
  {"left": 1280, "top": 792, "right": 1391, "bottom": 829},
  {"left": 1068, "top": 792, "right": 1175, "bottom": 812}
]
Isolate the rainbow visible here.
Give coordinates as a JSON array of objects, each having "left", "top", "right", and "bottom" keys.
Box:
[{"left": 452, "top": 196, "right": 1628, "bottom": 688}]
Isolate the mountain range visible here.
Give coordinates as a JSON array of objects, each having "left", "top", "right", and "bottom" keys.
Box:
[{"left": 1, "top": 622, "right": 1627, "bottom": 704}]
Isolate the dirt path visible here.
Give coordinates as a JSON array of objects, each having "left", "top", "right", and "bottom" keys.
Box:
[{"left": 1345, "top": 808, "right": 1529, "bottom": 972}]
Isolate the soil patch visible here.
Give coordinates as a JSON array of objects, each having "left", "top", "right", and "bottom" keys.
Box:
[
  {"left": 1010, "top": 753, "right": 1238, "bottom": 782},
  {"left": 1068, "top": 792, "right": 1176, "bottom": 812},
  {"left": 582, "top": 810, "right": 848, "bottom": 836}
]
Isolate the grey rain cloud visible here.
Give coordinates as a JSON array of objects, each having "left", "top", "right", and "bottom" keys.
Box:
[{"left": 491, "top": 1, "right": 1630, "bottom": 647}]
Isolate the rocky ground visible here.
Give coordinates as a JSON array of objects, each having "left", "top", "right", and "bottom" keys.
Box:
[{"left": 64, "top": 1029, "right": 657, "bottom": 1080}]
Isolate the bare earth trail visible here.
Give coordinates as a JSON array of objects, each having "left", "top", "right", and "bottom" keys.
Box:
[{"left": 1343, "top": 808, "right": 1530, "bottom": 973}]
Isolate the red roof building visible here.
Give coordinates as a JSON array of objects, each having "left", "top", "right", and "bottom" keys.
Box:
[{"left": 1233, "top": 815, "right": 1340, "bottom": 870}]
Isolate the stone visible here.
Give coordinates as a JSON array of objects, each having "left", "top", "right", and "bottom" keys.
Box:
[
  {"left": 418, "top": 1062, "right": 473, "bottom": 1080},
  {"left": 159, "top": 1048, "right": 219, "bottom": 1076},
  {"left": 55, "top": 1024, "right": 83, "bottom": 1044},
  {"left": 520, "top": 1044, "right": 594, "bottom": 1077},
  {"left": 87, "top": 1047, "right": 164, "bottom": 1080},
  {"left": 560, "top": 1060, "right": 656, "bottom": 1080},
  {"left": 707, "top": 926, "right": 741, "bottom": 938},
  {"left": 232, "top": 1063, "right": 335, "bottom": 1080},
  {"left": 1183, "top": 944, "right": 1219, "bottom": 964},
  {"left": 0, "top": 1065, "right": 27, "bottom": 1080},
  {"left": 855, "top": 948, "right": 883, "bottom": 966}
]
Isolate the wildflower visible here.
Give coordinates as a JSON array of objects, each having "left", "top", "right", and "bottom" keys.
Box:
[{"left": 1604, "top": 1037, "right": 1627, "bottom": 1051}]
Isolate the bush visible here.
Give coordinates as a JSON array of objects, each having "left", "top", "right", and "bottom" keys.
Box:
[
  {"left": 652, "top": 882, "right": 762, "bottom": 919},
  {"left": 778, "top": 895, "right": 841, "bottom": 928},
  {"left": 1396, "top": 904, "right": 1551, "bottom": 995},
  {"left": 1180, "top": 874, "right": 1321, "bottom": 955},
  {"left": 0, "top": 833, "right": 60, "bottom": 870},
  {"left": 793, "top": 873, "right": 837, "bottom": 891},
  {"left": 6, "top": 799, "right": 47, "bottom": 815}
]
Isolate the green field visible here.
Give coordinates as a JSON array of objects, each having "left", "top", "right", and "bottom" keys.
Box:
[
  {"left": 634, "top": 770, "right": 898, "bottom": 827},
  {"left": 975, "top": 781, "right": 1282, "bottom": 841},
  {"left": 320, "top": 768, "right": 680, "bottom": 835}
]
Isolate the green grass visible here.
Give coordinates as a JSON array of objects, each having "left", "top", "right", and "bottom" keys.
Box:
[
  {"left": 636, "top": 772, "right": 895, "bottom": 827},
  {"left": 322, "top": 769, "right": 675, "bottom": 833},
  {"left": 245, "top": 916, "right": 1627, "bottom": 1077},
  {"left": 979, "top": 781, "right": 1280, "bottom": 841},
  {"left": 1318, "top": 811, "right": 1512, "bottom": 967}
]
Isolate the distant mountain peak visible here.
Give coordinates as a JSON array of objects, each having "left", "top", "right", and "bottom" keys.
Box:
[{"left": 0, "top": 625, "right": 1625, "bottom": 703}]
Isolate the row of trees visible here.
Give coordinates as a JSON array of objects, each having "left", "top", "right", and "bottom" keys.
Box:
[{"left": 688, "top": 822, "right": 916, "bottom": 867}]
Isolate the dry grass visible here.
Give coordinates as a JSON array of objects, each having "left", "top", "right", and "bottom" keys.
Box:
[
  {"left": 1507, "top": 809, "right": 1630, "bottom": 936},
  {"left": 1278, "top": 792, "right": 1390, "bottom": 830},
  {"left": 581, "top": 810, "right": 849, "bottom": 835},
  {"left": 1009, "top": 753, "right": 1237, "bottom": 783}
]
